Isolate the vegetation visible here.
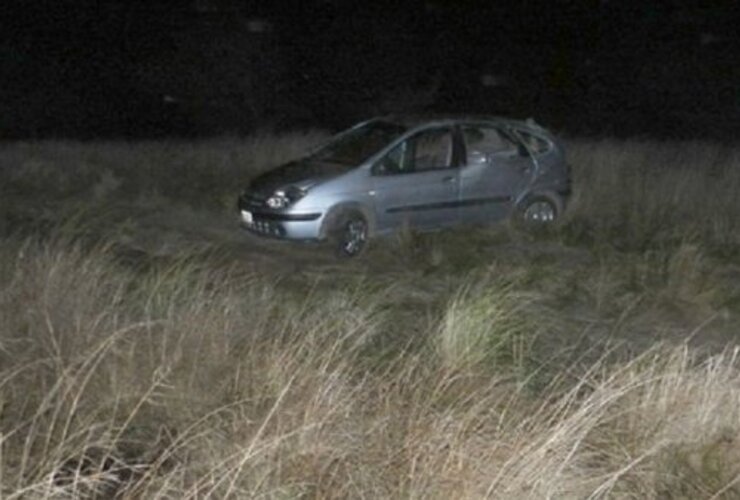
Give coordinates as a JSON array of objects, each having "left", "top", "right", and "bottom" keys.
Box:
[{"left": 1, "top": 135, "right": 740, "bottom": 498}]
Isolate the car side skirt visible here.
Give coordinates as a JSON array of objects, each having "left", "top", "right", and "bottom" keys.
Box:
[{"left": 387, "top": 195, "right": 512, "bottom": 214}]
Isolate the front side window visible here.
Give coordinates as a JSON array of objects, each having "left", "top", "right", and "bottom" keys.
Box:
[{"left": 376, "top": 128, "right": 453, "bottom": 175}]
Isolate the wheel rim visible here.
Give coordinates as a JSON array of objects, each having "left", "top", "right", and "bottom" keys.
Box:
[
  {"left": 341, "top": 219, "right": 367, "bottom": 256},
  {"left": 523, "top": 200, "right": 556, "bottom": 223}
]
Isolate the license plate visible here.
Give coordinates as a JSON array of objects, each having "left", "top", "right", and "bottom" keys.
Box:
[{"left": 240, "top": 210, "right": 253, "bottom": 224}]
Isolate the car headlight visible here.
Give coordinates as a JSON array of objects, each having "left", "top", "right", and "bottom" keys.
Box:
[
  {"left": 266, "top": 191, "right": 289, "bottom": 209},
  {"left": 266, "top": 186, "right": 307, "bottom": 209}
]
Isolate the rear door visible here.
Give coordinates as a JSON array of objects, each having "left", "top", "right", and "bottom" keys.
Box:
[
  {"left": 371, "top": 127, "right": 461, "bottom": 232},
  {"left": 457, "top": 125, "right": 534, "bottom": 224}
]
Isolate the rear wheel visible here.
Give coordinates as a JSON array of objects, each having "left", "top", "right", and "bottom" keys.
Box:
[
  {"left": 330, "top": 211, "right": 369, "bottom": 258},
  {"left": 514, "top": 195, "right": 561, "bottom": 230}
]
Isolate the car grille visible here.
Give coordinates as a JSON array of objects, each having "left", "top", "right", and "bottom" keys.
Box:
[{"left": 247, "top": 218, "right": 285, "bottom": 237}]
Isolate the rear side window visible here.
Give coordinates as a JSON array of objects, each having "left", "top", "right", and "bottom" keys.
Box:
[
  {"left": 514, "top": 130, "right": 552, "bottom": 155},
  {"left": 462, "top": 126, "right": 518, "bottom": 163}
]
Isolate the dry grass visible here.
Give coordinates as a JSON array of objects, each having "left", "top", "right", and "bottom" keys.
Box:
[
  {"left": 1, "top": 134, "right": 740, "bottom": 498},
  {"left": 1, "top": 235, "right": 740, "bottom": 498},
  {"left": 0, "top": 131, "right": 327, "bottom": 220},
  {"left": 564, "top": 138, "right": 740, "bottom": 255}
]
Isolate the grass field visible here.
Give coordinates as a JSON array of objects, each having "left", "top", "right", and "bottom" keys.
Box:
[{"left": 2, "top": 134, "right": 740, "bottom": 498}]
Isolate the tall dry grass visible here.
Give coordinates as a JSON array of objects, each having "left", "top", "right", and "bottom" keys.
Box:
[
  {"left": 565, "top": 139, "right": 740, "bottom": 254},
  {"left": 1, "top": 234, "right": 740, "bottom": 498},
  {"left": 2, "top": 132, "right": 740, "bottom": 256},
  {"left": 2, "top": 134, "right": 740, "bottom": 497},
  {"left": 0, "top": 131, "right": 327, "bottom": 218}
]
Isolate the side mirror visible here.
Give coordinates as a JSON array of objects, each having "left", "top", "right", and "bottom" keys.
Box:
[
  {"left": 375, "top": 156, "right": 402, "bottom": 175},
  {"left": 373, "top": 162, "right": 386, "bottom": 175}
]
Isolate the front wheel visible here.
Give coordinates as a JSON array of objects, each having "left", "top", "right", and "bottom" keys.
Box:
[{"left": 330, "top": 211, "right": 369, "bottom": 258}]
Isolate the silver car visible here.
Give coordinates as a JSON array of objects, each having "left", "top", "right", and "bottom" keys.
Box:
[{"left": 238, "top": 115, "right": 571, "bottom": 257}]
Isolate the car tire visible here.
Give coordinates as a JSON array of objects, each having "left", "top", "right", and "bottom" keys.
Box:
[
  {"left": 513, "top": 194, "right": 562, "bottom": 230},
  {"left": 330, "top": 211, "right": 369, "bottom": 258}
]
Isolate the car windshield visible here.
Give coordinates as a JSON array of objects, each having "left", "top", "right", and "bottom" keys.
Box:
[{"left": 311, "top": 121, "right": 407, "bottom": 165}]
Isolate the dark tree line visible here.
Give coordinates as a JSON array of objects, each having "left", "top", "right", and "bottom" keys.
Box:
[{"left": 1, "top": 1, "right": 737, "bottom": 139}]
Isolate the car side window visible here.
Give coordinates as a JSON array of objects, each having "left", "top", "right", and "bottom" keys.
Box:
[
  {"left": 375, "top": 128, "right": 453, "bottom": 175},
  {"left": 462, "top": 126, "right": 520, "bottom": 164},
  {"left": 413, "top": 129, "right": 452, "bottom": 171},
  {"left": 514, "top": 130, "right": 551, "bottom": 155}
]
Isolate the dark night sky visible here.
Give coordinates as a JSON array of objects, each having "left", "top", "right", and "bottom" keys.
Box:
[{"left": 1, "top": 0, "right": 738, "bottom": 139}]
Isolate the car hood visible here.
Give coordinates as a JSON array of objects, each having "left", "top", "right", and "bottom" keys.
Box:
[{"left": 247, "top": 160, "right": 350, "bottom": 194}]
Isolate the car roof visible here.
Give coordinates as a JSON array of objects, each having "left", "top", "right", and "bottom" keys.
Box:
[{"left": 377, "top": 113, "right": 551, "bottom": 135}]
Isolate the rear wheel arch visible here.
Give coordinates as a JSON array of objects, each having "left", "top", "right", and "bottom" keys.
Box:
[{"left": 513, "top": 191, "right": 565, "bottom": 226}]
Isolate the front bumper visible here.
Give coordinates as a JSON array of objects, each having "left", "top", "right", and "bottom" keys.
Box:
[{"left": 238, "top": 205, "right": 324, "bottom": 240}]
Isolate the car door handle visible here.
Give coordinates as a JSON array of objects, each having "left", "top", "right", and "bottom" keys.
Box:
[{"left": 441, "top": 175, "right": 457, "bottom": 183}]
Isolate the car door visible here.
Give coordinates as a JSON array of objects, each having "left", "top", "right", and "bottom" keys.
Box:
[
  {"left": 457, "top": 125, "right": 534, "bottom": 224},
  {"left": 371, "top": 127, "right": 460, "bottom": 232}
]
